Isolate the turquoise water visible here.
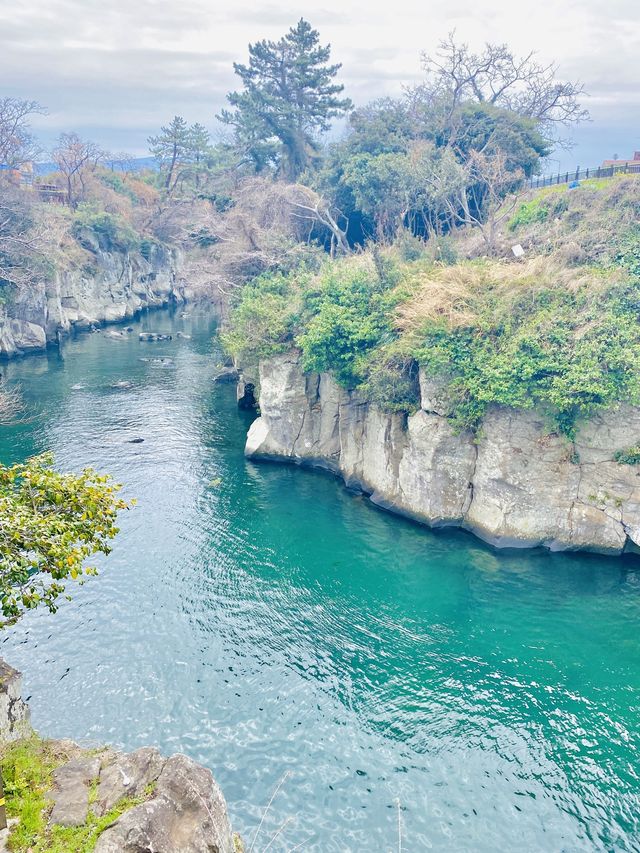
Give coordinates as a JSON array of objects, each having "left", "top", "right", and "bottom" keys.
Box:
[{"left": 1, "top": 307, "right": 639, "bottom": 852}]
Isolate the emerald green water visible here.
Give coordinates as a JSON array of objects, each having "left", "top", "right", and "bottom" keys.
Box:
[{"left": 1, "top": 307, "right": 639, "bottom": 851}]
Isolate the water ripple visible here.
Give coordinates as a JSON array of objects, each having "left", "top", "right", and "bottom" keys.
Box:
[{"left": 1, "top": 307, "right": 639, "bottom": 851}]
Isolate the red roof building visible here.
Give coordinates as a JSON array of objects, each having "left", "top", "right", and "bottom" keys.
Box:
[{"left": 601, "top": 151, "right": 640, "bottom": 167}]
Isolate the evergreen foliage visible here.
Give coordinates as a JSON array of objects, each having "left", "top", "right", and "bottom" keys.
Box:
[{"left": 219, "top": 19, "right": 352, "bottom": 180}]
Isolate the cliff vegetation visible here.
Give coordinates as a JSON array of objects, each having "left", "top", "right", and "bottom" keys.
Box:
[{"left": 223, "top": 175, "right": 640, "bottom": 437}]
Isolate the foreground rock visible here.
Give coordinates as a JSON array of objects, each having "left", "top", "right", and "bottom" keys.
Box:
[
  {"left": 0, "top": 660, "right": 31, "bottom": 742},
  {"left": 94, "top": 746, "right": 165, "bottom": 815},
  {"left": 244, "top": 351, "right": 640, "bottom": 555},
  {"left": 0, "top": 661, "right": 237, "bottom": 853},
  {"left": 48, "top": 754, "right": 102, "bottom": 827},
  {"left": 95, "top": 754, "right": 234, "bottom": 853}
]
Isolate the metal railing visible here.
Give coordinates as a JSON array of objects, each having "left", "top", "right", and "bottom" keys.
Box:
[{"left": 528, "top": 162, "right": 640, "bottom": 190}]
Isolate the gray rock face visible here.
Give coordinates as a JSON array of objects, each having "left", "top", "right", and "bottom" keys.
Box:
[
  {"left": 48, "top": 755, "right": 102, "bottom": 827},
  {"left": 94, "top": 754, "right": 234, "bottom": 853},
  {"left": 94, "top": 747, "right": 165, "bottom": 816},
  {"left": 245, "top": 352, "right": 640, "bottom": 555},
  {"left": 0, "top": 661, "right": 31, "bottom": 742},
  {"left": 0, "top": 244, "right": 185, "bottom": 356}
]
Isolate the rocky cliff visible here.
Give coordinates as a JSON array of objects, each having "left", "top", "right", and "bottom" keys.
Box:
[
  {"left": 0, "top": 661, "right": 238, "bottom": 852},
  {"left": 0, "top": 244, "right": 185, "bottom": 357},
  {"left": 244, "top": 352, "right": 640, "bottom": 555}
]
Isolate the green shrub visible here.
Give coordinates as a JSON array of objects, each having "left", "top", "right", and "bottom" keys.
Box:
[
  {"left": 431, "top": 237, "right": 458, "bottom": 265},
  {"left": 221, "top": 268, "right": 310, "bottom": 363},
  {"left": 411, "top": 273, "right": 640, "bottom": 435},
  {"left": 610, "top": 227, "right": 640, "bottom": 279},
  {"left": 297, "top": 258, "right": 401, "bottom": 386},
  {"left": 72, "top": 204, "right": 140, "bottom": 254},
  {"left": 395, "top": 229, "right": 427, "bottom": 262},
  {"left": 614, "top": 446, "right": 640, "bottom": 465},
  {"left": 508, "top": 197, "right": 549, "bottom": 230},
  {"left": 359, "top": 351, "right": 421, "bottom": 412}
]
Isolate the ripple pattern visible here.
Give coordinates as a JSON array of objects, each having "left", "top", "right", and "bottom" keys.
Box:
[{"left": 1, "top": 307, "right": 639, "bottom": 851}]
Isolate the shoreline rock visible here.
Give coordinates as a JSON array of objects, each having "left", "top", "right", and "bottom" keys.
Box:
[
  {"left": 0, "top": 244, "right": 186, "bottom": 358},
  {"left": 0, "top": 662, "right": 238, "bottom": 853},
  {"left": 0, "top": 660, "right": 31, "bottom": 742},
  {"left": 244, "top": 352, "right": 640, "bottom": 556}
]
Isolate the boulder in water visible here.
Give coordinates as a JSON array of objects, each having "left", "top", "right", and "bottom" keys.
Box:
[{"left": 139, "top": 332, "right": 172, "bottom": 342}]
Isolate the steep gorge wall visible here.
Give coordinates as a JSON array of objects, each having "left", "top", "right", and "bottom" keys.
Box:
[
  {"left": 245, "top": 352, "right": 640, "bottom": 555},
  {"left": 0, "top": 244, "right": 186, "bottom": 357}
]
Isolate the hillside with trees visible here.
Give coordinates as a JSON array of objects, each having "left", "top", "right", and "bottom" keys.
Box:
[{"left": 3, "top": 17, "right": 636, "bottom": 440}]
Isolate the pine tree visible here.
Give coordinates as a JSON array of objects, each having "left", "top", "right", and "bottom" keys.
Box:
[
  {"left": 148, "top": 116, "right": 190, "bottom": 192},
  {"left": 148, "top": 117, "right": 215, "bottom": 196},
  {"left": 219, "top": 19, "right": 352, "bottom": 180}
]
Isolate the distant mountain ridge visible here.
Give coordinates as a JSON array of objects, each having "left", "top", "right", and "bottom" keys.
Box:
[{"left": 34, "top": 156, "right": 158, "bottom": 176}]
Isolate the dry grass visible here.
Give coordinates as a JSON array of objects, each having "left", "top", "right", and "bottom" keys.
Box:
[{"left": 394, "top": 254, "right": 620, "bottom": 333}]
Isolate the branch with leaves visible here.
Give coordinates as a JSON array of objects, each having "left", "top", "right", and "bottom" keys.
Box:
[{"left": 0, "top": 453, "right": 132, "bottom": 625}]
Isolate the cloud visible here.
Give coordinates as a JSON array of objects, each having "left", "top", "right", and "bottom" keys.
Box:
[{"left": 0, "top": 0, "right": 638, "bottom": 162}]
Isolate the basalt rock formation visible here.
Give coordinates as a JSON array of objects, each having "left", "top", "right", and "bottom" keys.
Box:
[
  {"left": 0, "top": 244, "right": 186, "bottom": 357},
  {"left": 244, "top": 352, "right": 640, "bottom": 555}
]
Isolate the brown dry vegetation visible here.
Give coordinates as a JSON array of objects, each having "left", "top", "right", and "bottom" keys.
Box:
[{"left": 395, "top": 254, "right": 624, "bottom": 333}]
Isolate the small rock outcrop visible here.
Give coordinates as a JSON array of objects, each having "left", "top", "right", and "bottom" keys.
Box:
[
  {"left": 94, "top": 746, "right": 165, "bottom": 815},
  {"left": 48, "top": 754, "right": 102, "bottom": 827},
  {"left": 40, "top": 746, "right": 236, "bottom": 853},
  {"left": 95, "top": 754, "right": 234, "bottom": 853},
  {"left": 245, "top": 351, "right": 640, "bottom": 555},
  {"left": 0, "top": 658, "right": 237, "bottom": 853},
  {"left": 0, "top": 661, "right": 31, "bottom": 742}
]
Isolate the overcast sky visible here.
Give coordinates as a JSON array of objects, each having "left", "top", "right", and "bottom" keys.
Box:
[{"left": 1, "top": 0, "right": 638, "bottom": 170}]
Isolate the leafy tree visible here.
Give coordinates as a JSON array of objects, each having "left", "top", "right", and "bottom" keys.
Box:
[
  {"left": 345, "top": 99, "right": 416, "bottom": 156},
  {"left": 0, "top": 453, "right": 130, "bottom": 624},
  {"left": 312, "top": 99, "right": 417, "bottom": 243},
  {"left": 341, "top": 151, "right": 416, "bottom": 240},
  {"left": 441, "top": 102, "right": 549, "bottom": 174},
  {"left": 148, "top": 117, "right": 216, "bottom": 197},
  {"left": 317, "top": 94, "right": 549, "bottom": 245},
  {"left": 298, "top": 258, "right": 400, "bottom": 385},
  {"left": 148, "top": 116, "right": 191, "bottom": 193},
  {"left": 219, "top": 19, "right": 352, "bottom": 180}
]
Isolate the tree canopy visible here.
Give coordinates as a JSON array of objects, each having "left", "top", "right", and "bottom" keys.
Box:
[
  {"left": 219, "top": 18, "right": 352, "bottom": 180},
  {"left": 148, "top": 116, "right": 217, "bottom": 197},
  {"left": 0, "top": 453, "right": 130, "bottom": 625}
]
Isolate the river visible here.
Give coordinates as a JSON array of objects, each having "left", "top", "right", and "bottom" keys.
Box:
[{"left": 1, "top": 306, "right": 639, "bottom": 851}]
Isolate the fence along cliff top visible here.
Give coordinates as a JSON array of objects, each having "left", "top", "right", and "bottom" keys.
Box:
[{"left": 529, "top": 153, "right": 640, "bottom": 189}]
